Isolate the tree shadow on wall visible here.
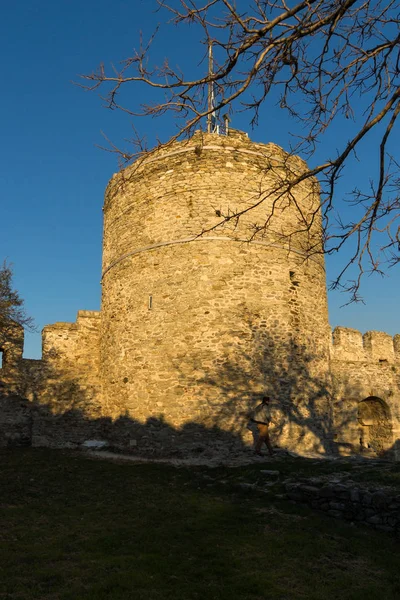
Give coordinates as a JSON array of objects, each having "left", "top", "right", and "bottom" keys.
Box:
[
  {"left": 190, "top": 324, "right": 358, "bottom": 456},
  {"left": 0, "top": 356, "right": 103, "bottom": 448},
  {"left": 0, "top": 358, "right": 255, "bottom": 459},
  {"left": 0, "top": 327, "right": 394, "bottom": 460}
]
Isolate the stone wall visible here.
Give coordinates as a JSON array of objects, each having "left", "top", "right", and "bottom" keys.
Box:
[
  {"left": 285, "top": 479, "right": 400, "bottom": 535},
  {"left": 1, "top": 130, "right": 400, "bottom": 460},
  {"left": 0, "top": 394, "right": 32, "bottom": 448},
  {"left": 331, "top": 327, "right": 400, "bottom": 363},
  {"left": 330, "top": 327, "right": 400, "bottom": 459},
  {"left": 100, "top": 129, "right": 333, "bottom": 455},
  {"left": 42, "top": 310, "right": 102, "bottom": 391},
  {"left": 0, "top": 311, "right": 103, "bottom": 448}
]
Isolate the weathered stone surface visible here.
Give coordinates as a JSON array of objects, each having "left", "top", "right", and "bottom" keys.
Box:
[
  {"left": 300, "top": 485, "right": 320, "bottom": 495},
  {"left": 330, "top": 501, "right": 346, "bottom": 510},
  {"left": 282, "top": 475, "right": 399, "bottom": 535},
  {"left": 367, "top": 515, "right": 383, "bottom": 525},
  {"left": 319, "top": 486, "right": 335, "bottom": 498},
  {"left": 362, "top": 493, "right": 373, "bottom": 506},
  {"left": 99, "top": 130, "right": 332, "bottom": 455},
  {"left": 260, "top": 470, "right": 280, "bottom": 478},
  {"left": 328, "top": 509, "right": 343, "bottom": 518},
  {"left": 0, "top": 128, "right": 399, "bottom": 458},
  {"left": 0, "top": 394, "right": 32, "bottom": 447},
  {"left": 372, "top": 491, "right": 388, "bottom": 509}
]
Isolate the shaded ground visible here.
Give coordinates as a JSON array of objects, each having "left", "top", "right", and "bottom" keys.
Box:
[
  {"left": 89, "top": 448, "right": 400, "bottom": 491},
  {"left": 0, "top": 448, "right": 399, "bottom": 600}
]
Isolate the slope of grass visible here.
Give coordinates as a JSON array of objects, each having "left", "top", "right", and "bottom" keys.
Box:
[{"left": 0, "top": 449, "right": 399, "bottom": 600}]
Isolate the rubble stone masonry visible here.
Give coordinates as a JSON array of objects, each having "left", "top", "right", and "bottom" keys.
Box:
[
  {"left": 100, "top": 130, "right": 332, "bottom": 453},
  {"left": 1, "top": 130, "right": 399, "bottom": 458}
]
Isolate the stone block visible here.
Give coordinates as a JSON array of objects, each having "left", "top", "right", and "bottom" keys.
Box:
[
  {"left": 350, "top": 489, "right": 360, "bottom": 503},
  {"left": 371, "top": 491, "right": 388, "bottom": 509},
  {"left": 361, "top": 493, "right": 372, "bottom": 506},
  {"left": 366, "top": 515, "right": 382, "bottom": 525},
  {"left": 328, "top": 509, "right": 343, "bottom": 518},
  {"left": 329, "top": 501, "right": 346, "bottom": 511},
  {"left": 374, "top": 525, "right": 395, "bottom": 533},
  {"left": 260, "top": 470, "right": 280, "bottom": 478},
  {"left": 82, "top": 439, "right": 109, "bottom": 449},
  {"left": 319, "top": 486, "right": 335, "bottom": 498},
  {"left": 363, "top": 331, "right": 395, "bottom": 362},
  {"left": 331, "top": 327, "right": 365, "bottom": 361},
  {"left": 299, "top": 485, "right": 320, "bottom": 495}
]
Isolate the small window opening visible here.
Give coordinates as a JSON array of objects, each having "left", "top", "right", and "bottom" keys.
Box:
[
  {"left": 289, "top": 271, "right": 299, "bottom": 287},
  {"left": 0, "top": 349, "right": 3, "bottom": 369},
  {"left": 148, "top": 295, "right": 153, "bottom": 310}
]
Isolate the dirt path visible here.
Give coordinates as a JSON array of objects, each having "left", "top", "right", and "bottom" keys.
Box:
[{"left": 84, "top": 448, "right": 328, "bottom": 467}]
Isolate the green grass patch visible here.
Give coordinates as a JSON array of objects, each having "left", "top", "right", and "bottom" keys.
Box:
[{"left": 0, "top": 449, "right": 399, "bottom": 600}]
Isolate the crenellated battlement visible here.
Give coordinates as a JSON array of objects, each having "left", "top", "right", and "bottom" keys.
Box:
[
  {"left": 2, "top": 127, "right": 400, "bottom": 459},
  {"left": 42, "top": 311, "right": 101, "bottom": 365},
  {"left": 331, "top": 326, "right": 400, "bottom": 363}
]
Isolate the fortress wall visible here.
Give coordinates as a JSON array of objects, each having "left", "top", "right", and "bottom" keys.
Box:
[
  {"left": 331, "top": 326, "right": 400, "bottom": 363},
  {"left": 0, "top": 311, "right": 103, "bottom": 448},
  {"left": 2, "top": 127, "right": 400, "bottom": 459},
  {"left": 1, "top": 321, "right": 44, "bottom": 399},
  {"left": 330, "top": 327, "right": 400, "bottom": 459},
  {"left": 100, "top": 130, "right": 333, "bottom": 454},
  {"left": 103, "top": 132, "right": 323, "bottom": 270},
  {"left": 39, "top": 310, "right": 103, "bottom": 417},
  {"left": 392, "top": 334, "right": 400, "bottom": 359},
  {"left": 1, "top": 311, "right": 102, "bottom": 417},
  {"left": 43, "top": 310, "right": 102, "bottom": 385}
]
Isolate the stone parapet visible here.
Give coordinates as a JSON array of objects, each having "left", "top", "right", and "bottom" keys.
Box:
[
  {"left": 364, "top": 331, "right": 395, "bottom": 362},
  {"left": 42, "top": 310, "right": 101, "bottom": 385},
  {"left": 331, "top": 327, "right": 400, "bottom": 363}
]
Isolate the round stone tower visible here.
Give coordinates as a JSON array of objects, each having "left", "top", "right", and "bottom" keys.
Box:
[{"left": 100, "top": 130, "right": 332, "bottom": 454}]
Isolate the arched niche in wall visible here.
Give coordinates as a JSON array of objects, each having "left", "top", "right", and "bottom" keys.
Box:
[{"left": 358, "top": 396, "right": 393, "bottom": 457}]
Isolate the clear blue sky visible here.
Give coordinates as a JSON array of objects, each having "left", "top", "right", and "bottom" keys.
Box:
[{"left": 1, "top": 0, "right": 399, "bottom": 359}]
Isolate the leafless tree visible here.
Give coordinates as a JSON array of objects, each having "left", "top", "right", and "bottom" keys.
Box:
[{"left": 79, "top": 0, "right": 400, "bottom": 300}]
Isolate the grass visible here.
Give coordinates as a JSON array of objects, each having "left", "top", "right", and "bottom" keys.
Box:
[
  {"left": 0, "top": 449, "right": 399, "bottom": 600},
  {"left": 213, "top": 454, "right": 400, "bottom": 491}
]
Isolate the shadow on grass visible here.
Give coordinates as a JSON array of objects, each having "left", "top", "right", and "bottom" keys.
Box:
[{"left": 0, "top": 447, "right": 399, "bottom": 600}]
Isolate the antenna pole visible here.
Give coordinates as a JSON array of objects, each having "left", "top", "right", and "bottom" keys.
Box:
[{"left": 207, "top": 42, "right": 213, "bottom": 134}]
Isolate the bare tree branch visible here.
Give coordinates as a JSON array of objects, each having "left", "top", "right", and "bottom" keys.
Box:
[{"left": 78, "top": 0, "right": 400, "bottom": 299}]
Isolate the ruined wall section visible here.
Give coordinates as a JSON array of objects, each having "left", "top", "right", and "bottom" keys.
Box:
[
  {"left": 42, "top": 311, "right": 101, "bottom": 384},
  {"left": 0, "top": 311, "right": 103, "bottom": 416},
  {"left": 0, "top": 310, "right": 103, "bottom": 448},
  {"left": 0, "top": 322, "right": 43, "bottom": 398},
  {"left": 330, "top": 327, "right": 400, "bottom": 458},
  {"left": 40, "top": 310, "right": 103, "bottom": 416},
  {"left": 331, "top": 327, "right": 400, "bottom": 363}
]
